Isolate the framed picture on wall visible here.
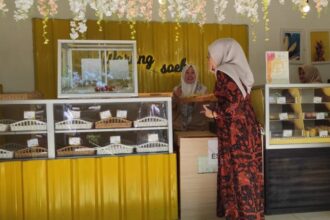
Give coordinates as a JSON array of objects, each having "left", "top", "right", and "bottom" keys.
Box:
[
  {"left": 310, "top": 30, "right": 330, "bottom": 64},
  {"left": 280, "top": 29, "right": 304, "bottom": 64}
]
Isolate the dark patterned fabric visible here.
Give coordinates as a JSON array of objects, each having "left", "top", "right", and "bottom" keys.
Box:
[{"left": 214, "top": 71, "right": 264, "bottom": 220}]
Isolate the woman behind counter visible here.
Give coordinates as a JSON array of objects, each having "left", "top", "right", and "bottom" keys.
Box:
[
  {"left": 298, "top": 64, "right": 323, "bottom": 83},
  {"left": 203, "top": 38, "right": 264, "bottom": 220},
  {"left": 172, "top": 64, "right": 209, "bottom": 131}
]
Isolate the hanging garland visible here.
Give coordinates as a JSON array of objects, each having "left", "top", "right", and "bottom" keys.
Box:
[
  {"left": 0, "top": 0, "right": 8, "bottom": 13},
  {"left": 14, "top": 0, "right": 34, "bottom": 21},
  {"left": 213, "top": 0, "right": 228, "bottom": 22},
  {"left": 37, "top": 0, "right": 58, "bottom": 44}
]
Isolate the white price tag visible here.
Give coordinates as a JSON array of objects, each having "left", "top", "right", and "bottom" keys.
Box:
[
  {"left": 279, "top": 113, "right": 288, "bottom": 120},
  {"left": 100, "top": 110, "right": 111, "bottom": 119},
  {"left": 313, "top": 96, "right": 322, "bottom": 103},
  {"left": 110, "top": 136, "right": 121, "bottom": 144},
  {"left": 24, "top": 111, "right": 36, "bottom": 119},
  {"left": 148, "top": 134, "right": 159, "bottom": 142},
  {"left": 319, "top": 130, "right": 328, "bottom": 137},
  {"left": 71, "top": 110, "right": 81, "bottom": 119},
  {"left": 283, "top": 130, "right": 293, "bottom": 137},
  {"left": 269, "top": 97, "right": 276, "bottom": 104},
  {"left": 316, "top": 112, "right": 325, "bottom": 120},
  {"left": 27, "top": 138, "right": 39, "bottom": 148},
  {"left": 276, "top": 97, "right": 286, "bottom": 104},
  {"left": 69, "top": 137, "right": 81, "bottom": 146},
  {"left": 116, "top": 110, "right": 127, "bottom": 118}
]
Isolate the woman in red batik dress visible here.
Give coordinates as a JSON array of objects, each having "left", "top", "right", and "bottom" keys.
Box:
[{"left": 202, "top": 38, "right": 264, "bottom": 220}]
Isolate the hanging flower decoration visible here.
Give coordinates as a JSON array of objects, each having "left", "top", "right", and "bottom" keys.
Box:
[
  {"left": 279, "top": 0, "right": 285, "bottom": 4},
  {"left": 213, "top": 0, "right": 228, "bottom": 22},
  {"left": 234, "top": 0, "right": 259, "bottom": 23},
  {"left": 69, "top": 0, "right": 89, "bottom": 40},
  {"left": 139, "top": 0, "right": 153, "bottom": 22},
  {"left": 188, "top": 0, "right": 207, "bottom": 27},
  {"left": 159, "top": 0, "right": 167, "bottom": 21},
  {"left": 37, "top": 0, "right": 58, "bottom": 44},
  {"left": 313, "top": 0, "right": 328, "bottom": 15},
  {"left": 0, "top": 0, "right": 8, "bottom": 13},
  {"left": 14, "top": 0, "right": 34, "bottom": 21},
  {"left": 89, "top": 0, "right": 109, "bottom": 31},
  {"left": 262, "top": 0, "right": 270, "bottom": 41}
]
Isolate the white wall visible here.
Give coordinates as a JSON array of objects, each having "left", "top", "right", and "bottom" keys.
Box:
[{"left": 0, "top": 1, "right": 329, "bottom": 92}]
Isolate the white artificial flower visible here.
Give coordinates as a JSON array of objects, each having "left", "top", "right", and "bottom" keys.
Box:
[
  {"left": 234, "top": 0, "right": 259, "bottom": 23},
  {"left": 214, "top": 0, "right": 228, "bottom": 22},
  {"left": 0, "top": 0, "right": 9, "bottom": 13},
  {"left": 14, "top": 0, "right": 34, "bottom": 21}
]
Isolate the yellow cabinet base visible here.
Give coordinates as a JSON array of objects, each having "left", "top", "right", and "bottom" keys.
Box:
[{"left": 0, "top": 154, "right": 178, "bottom": 220}]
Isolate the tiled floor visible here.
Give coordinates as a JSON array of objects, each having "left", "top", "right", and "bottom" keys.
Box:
[{"left": 265, "top": 211, "right": 330, "bottom": 220}]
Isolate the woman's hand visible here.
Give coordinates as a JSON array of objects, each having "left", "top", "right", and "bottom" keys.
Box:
[
  {"left": 174, "top": 87, "right": 182, "bottom": 97},
  {"left": 201, "top": 104, "right": 217, "bottom": 119}
]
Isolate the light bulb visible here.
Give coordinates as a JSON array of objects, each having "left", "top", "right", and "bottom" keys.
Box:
[{"left": 302, "top": 3, "right": 310, "bottom": 13}]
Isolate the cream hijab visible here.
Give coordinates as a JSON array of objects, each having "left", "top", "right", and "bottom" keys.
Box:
[
  {"left": 208, "top": 38, "right": 254, "bottom": 98},
  {"left": 180, "top": 64, "right": 198, "bottom": 97},
  {"left": 299, "top": 65, "right": 322, "bottom": 83}
]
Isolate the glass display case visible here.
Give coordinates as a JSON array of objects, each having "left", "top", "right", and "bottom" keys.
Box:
[
  {"left": 254, "top": 84, "right": 330, "bottom": 149},
  {"left": 58, "top": 40, "right": 138, "bottom": 98},
  {"left": 0, "top": 97, "right": 173, "bottom": 159},
  {"left": 0, "top": 100, "right": 50, "bottom": 159}
]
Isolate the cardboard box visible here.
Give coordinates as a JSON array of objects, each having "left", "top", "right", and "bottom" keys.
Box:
[{"left": 176, "top": 131, "right": 219, "bottom": 220}]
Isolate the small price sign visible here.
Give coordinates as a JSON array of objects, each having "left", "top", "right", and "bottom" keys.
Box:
[
  {"left": 69, "top": 137, "right": 81, "bottom": 146},
  {"left": 116, "top": 110, "right": 127, "bottom": 118},
  {"left": 283, "top": 130, "right": 293, "bottom": 137},
  {"left": 71, "top": 110, "right": 81, "bottom": 119},
  {"left": 148, "top": 134, "right": 159, "bottom": 142},
  {"left": 313, "top": 96, "right": 322, "bottom": 103},
  {"left": 110, "top": 136, "right": 121, "bottom": 144},
  {"left": 100, "top": 110, "right": 111, "bottom": 119},
  {"left": 319, "top": 130, "right": 328, "bottom": 137},
  {"left": 279, "top": 113, "right": 288, "bottom": 120},
  {"left": 27, "top": 138, "right": 39, "bottom": 148},
  {"left": 316, "top": 112, "right": 325, "bottom": 120},
  {"left": 276, "top": 97, "right": 286, "bottom": 104},
  {"left": 24, "top": 111, "right": 36, "bottom": 119}
]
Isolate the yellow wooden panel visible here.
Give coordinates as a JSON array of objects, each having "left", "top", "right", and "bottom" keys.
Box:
[
  {"left": 71, "top": 158, "right": 98, "bottom": 220},
  {"left": 124, "top": 155, "right": 144, "bottom": 220},
  {"left": 251, "top": 88, "right": 265, "bottom": 127},
  {"left": 97, "top": 157, "right": 122, "bottom": 220},
  {"left": 22, "top": 160, "right": 48, "bottom": 220},
  {"left": 0, "top": 162, "right": 23, "bottom": 220},
  {"left": 47, "top": 159, "right": 73, "bottom": 220}
]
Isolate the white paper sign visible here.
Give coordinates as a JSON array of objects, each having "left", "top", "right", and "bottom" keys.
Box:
[
  {"left": 283, "top": 130, "right": 293, "bottom": 137},
  {"left": 27, "top": 138, "right": 39, "bottom": 148},
  {"left": 116, "top": 110, "right": 127, "bottom": 118},
  {"left": 24, "top": 111, "right": 36, "bottom": 119},
  {"left": 276, "top": 97, "right": 286, "bottom": 104},
  {"left": 316, "top": 112, "right": 325, "bottom": 120},
  {"left": 108, "top": 59, "right": 129, "bottom": 79},
  {"left": 81, "top": 58, "right": 102, "bottom": 81},
  {"left": 100, "top": 110, "right": 111, "bottom": 119},
  {"left": 279, "top": 113, "right": 288, "bottom": 120},
  {"left": 269, "top": 97, "right": 276, "bottom": 104},
  {"left": 148, "top": 134, "right": 159, "bottom": 142},
  {"left": 71, "top": 110, "right": 81, "bottom": 119},
  {"left": 110, "top": 136, "right": 121, "bottom": 144},
  {"left": 319, "top": 130, "right": 328, "bottom": 137},
  {"left": 313, "top": 96, "right": 322, "bottom": 103},
  {"left": 69, "top": 137, "right": 81, "bottom": 146},
  {"left": 208, "top": 139, "right": 218, "bottom": 166}
]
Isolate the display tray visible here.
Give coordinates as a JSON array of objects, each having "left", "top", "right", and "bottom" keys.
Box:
[
  {"left": 15, "top": 147, "right": 48, "bottom": 158},
  {"left": 57, "top": 145, "right": 95, "bottom": 156},
  {"left": 96, "top": 143, "right": 135, "bottom": 155},
  {"left": 270, "top": 137, "right": 330, "bottom": 144},
  {"left": 136, "top": 142, "right": 169, "bottom": 153},
  {"left": 55, "top": 119, "right": 93, "bottom": 130},
  {"left": 0, "top": 119, "right": 16, "bottom": 132},
  {"left": 0, "top": 149, "right": 14, "bottom": 159},
  {"left": 10, "top": 119, "right": 47, "bottom": 131},
  {"left": 134, "top": 116, "right": 168, "bottom": 127},
  {"left": 95, "top": 117, "right": 132, "bottom": 129}
]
